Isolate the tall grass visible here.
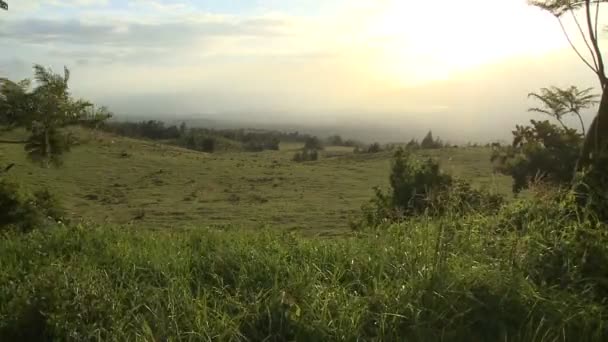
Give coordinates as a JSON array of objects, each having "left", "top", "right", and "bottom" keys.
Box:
[{"left": 1, "top": 197, "right": 607, "bottom": 341}]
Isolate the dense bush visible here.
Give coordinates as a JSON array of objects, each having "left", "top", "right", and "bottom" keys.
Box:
[
  {"left": 355, "top": 149, "right": 503, "bottom": 228},
  {"left": 0, "top": 180, "right": 65, "bottom": 232},
  {"left": 303, "top": 137, "right": 323, "bottom": 150},
  {"left": 491, "top": 120, "right": 582, "bottom": 193},
  {"left": 180, "top": 132, "right": 215, "bottom": 153}
]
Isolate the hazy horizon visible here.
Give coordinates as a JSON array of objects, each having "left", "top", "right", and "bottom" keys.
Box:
[{"left": 1, "top": 0, "right": 605, "bottom": 141}]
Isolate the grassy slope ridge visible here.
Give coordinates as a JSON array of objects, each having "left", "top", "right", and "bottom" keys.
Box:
[
  {"left": 0, "top": 128, "right": 510, "bottom": 235},
  {"left": 1, "top": 212, "right": 606, "bottom": 341}
]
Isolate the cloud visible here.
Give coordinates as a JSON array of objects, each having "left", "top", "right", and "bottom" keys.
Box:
[{"left": 0, "top": 16, "right": 290, "bottom": 47}]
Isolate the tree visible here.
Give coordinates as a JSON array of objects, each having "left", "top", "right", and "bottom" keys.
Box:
[
  {"left": 421, "top": 130, "right": 442, "bottom": 149},
  {"left": 528, "top": 86, "right": 598, "bottom": 134},
  {"left": 0, "top": 1, "right": 7, "bottom": 11},
  {"left": 303, "top": 136, "right": 323, "bottom": 150},
  {"left": 491, "top": 120, "right": 583, "bottom": 193},
  {"left": 0, "top": 65, "right": 102, "bottom": 167},
  {"left": 529, "top": 0, "right": 608, "bottom": 170}
]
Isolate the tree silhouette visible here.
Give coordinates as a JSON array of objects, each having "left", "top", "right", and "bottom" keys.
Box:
[
  {"left": 528, "top": 86, "right": 599, "bottom": 134},
  {"left": 529, "top": 0, "right": 608, "bottom": 170},
  {"left": 0, "top": 1, "right": 7, "bottom": 11}
]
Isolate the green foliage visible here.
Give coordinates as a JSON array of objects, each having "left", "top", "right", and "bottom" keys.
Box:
[
  {"left": 0, "top": 180, "right": 64, "bottom": 232},
  {"left": 182, "top": 133, "right": 215, "bottom": 153},
  {"left": 303, "top": 136, "right": 323, "bottom": 150},
  {"left": 389, "top": 148, "right": 452, "bottom": 212},
  {"left": 1, "top": 212, "right": 607, "bottom": 340},
  {"left": 574, "top": 154, "right": 608, "bottom": 222},
  {"left": 491, "top": 120, "right": 583, "bottom": 193},
  {"left": 0, "top": 65, "right": 103, "bottom": 167},
  {"left": 0, "top": 0, "right": 6, "bottom": 11},
  {"left": 355, "top": 149, "right": 503, "bottom": 228},
  {"left": 528, "top": 86, "right": 598, "bottom": 134},
  {"left": 494, "top": 188, "right": 608, "bottom": 299}
]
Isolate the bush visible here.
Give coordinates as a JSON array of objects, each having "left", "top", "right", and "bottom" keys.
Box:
[
  {"left": 491, "top": 188, "right": 608, "bottom": 300},
  {"left": 354, "top": 149, "right": 503, "bottom": 228},
  {"left": 303, "top": 137, "right": 323, "bottom": 150},
  {"left": 0, "top": 180, "right": 65, "bottom": 232},
  {"left": 491, "top": 120, "right": 582, "bottom": 193}
]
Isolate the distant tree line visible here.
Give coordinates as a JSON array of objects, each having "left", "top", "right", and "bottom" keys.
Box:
[{"left": 99, "top": 120, "right": 320, "bottom": 153}]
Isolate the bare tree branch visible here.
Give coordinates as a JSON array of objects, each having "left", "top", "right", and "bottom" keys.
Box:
[
  {"left": 571, "top": 5, "right": 599, "bottom": 70},
  {"left": 585, "top": 0, "right": 607, "bottom": 87},
  {"left": 557, "top": 17, "right": 598, "bottom": 73},
  {"left": 594, "top": 0, "right": 600, "bottom": 39}
]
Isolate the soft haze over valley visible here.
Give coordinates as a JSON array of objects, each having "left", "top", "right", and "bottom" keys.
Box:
[{"left": 1, "top": 0, "right": 604, "bottom": 141}]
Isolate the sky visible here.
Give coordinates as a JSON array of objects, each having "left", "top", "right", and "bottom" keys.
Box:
[{"left": 0, "top": 0, "right": 606, "bottom": 142}]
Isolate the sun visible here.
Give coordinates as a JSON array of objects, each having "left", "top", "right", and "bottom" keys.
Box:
[{"left": 366, "top": 0, "right": 566, "bottom": 86}]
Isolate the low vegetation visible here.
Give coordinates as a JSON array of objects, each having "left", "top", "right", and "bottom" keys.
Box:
[
  {"left": 3, "top": 1, "right": 608, "bottom": 338},
  {"left": 1, "top": 192, "right": 607, "bottom": 340}
]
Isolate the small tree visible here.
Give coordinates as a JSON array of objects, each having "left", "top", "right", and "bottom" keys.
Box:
[
  {"left": 421, "top": 130, "right": 442, "bottom": 149},
  {"left": 1, "top": 65, "right": 101, "bottom": 167},
  {"left": 0, "top": 1, "right": 7, "bottom": 11},
  {"left": 528, "top": 86, "right": 598, "bottom": 134}
]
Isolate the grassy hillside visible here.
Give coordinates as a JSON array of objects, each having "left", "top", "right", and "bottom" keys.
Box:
[{"left": 0, "top": 128, "right": 511, "bottom": 235}]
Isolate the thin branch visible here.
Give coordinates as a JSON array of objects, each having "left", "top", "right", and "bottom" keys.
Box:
[
  {"left": 594, "top": 0, "right": 600, "bottom": 39},
  {"left": 585, "top": 0, "right": 608, "bottom": 87},
  {"left": 574, "top": 111, "right": 587, "bottom": 134},
  {"left": 571, "top": 6, "right": 599, "bottom": 70},
  {"left": 557, "top": 17, "right": 598, "bottom": 73}
]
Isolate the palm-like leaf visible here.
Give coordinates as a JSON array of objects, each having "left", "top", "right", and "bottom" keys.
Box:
[
  {"left": 528, "top": 86, "right": 598, "bottom": 133},
  {"left": 528, "top": 0, "right": 594, "bottom": 17}
]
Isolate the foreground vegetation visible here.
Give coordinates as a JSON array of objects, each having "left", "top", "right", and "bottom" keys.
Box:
[{"left": 2, "top": 191, "right": 607, "bottom": 340}]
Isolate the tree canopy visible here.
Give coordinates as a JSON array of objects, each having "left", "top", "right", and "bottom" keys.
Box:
[{"left": 1, "top": 65, "right": 111, "bottom": 167}]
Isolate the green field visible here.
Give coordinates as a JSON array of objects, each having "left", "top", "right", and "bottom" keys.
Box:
[{"left": 0, "top": 128, "right": 511, "bottom": 235}]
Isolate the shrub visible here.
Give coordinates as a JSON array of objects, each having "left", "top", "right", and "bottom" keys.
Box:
[
  {"left": 354, "top": 149, "right": 503, "bottom": 228},
  {"left": 0, "top": 180, "right": 65, "bottom": 232},
  {"left": 367, "top": 143, "right": 382, "bottom": 153},
  {"left": 491, "top": 120, "right": 582, "bottom": 193},
  {"left": 491, "top": 189, "right": 608, "bottom": 300},
  {"left": 303, "top": 137, "right": 323, "bottom": 150}
]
